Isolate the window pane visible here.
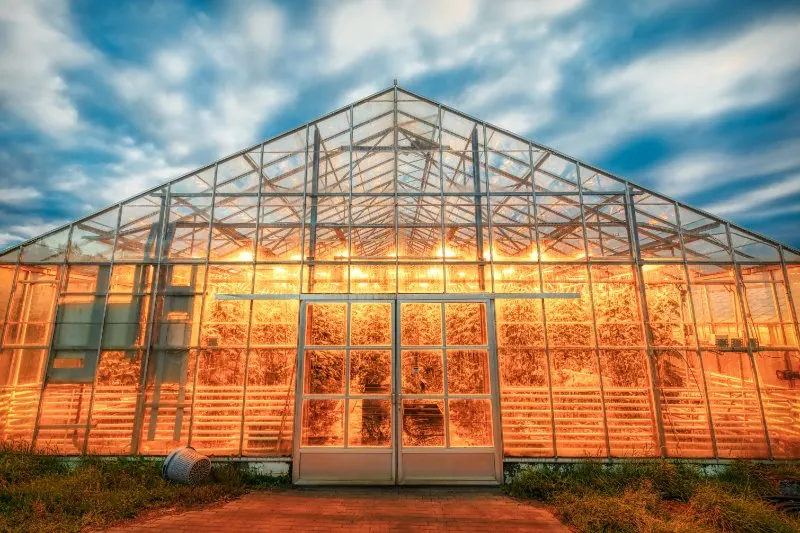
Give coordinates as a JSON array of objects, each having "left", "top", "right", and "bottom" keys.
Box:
[
  {"left": 304, "top": 350, "right": 344, "bottom": 394},
  {"left": 347, "top": 399, "right": 392, "bottom": 447},
  {"left": 402, "top": 399, "right": 444, "bottom": 446},
  {"left": 349, "top": 350, "right": 392, "bottom": 394},
  {"left": 305, "top": 303, "right": 346, "bottom": 346},
  {"left": 350, "top": 303, "right": 391, "bottom": 346},
  {"left": 445, "top": 302, "right": 487, "bottom": 346},
  {"left": 401, "top": 350, "right": 444, "bottom": 394},
  {"left": 447, "top": 350, "right": 489, "bottom": 394},
  {"left": 448, "top": 399, "right": 493, "bottom": 446},
  {"left": 302, "top": 399, "right": 344, "bottom": 446}
]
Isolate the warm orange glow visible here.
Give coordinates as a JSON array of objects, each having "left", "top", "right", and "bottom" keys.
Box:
[{"left": 236, "top": 250, "right": 254, "bottom": 262}]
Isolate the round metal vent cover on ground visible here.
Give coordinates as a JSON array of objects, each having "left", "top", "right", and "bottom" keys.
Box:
[{"left": 163, "top": 446, "right": 211, "bottom": 485}]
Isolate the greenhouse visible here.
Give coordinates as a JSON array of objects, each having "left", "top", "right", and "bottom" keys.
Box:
[{"left": 0, "top": 85, "right": 798, "bottom": 484}]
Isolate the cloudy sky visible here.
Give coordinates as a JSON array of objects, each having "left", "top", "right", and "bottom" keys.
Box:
[{"left": 1, "top": 0, "right": 799, "bottom": 249}]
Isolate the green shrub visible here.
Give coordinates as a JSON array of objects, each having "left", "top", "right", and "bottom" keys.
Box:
[
  {"left": 0, "top": 449, "right": 287, "bottom": 533},
  {"left": 690, "top": 484, "right": 800, "bottom": 533}
]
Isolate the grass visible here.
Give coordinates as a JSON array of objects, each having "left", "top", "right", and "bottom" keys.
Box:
[
  {"left": 0, "top": 441, "right": 289, "bottom": 533},
  {"left": 505, "top": 460, "right": 800, "bottom": 533}
]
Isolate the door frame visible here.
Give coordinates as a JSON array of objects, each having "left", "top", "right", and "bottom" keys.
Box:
[{"left": 291, "top": 295, "right": 504, "bottom": 485}]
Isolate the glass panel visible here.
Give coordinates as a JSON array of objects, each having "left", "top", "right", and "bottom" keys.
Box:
[
  {"left": 591, "top": 265, "right": 644, "bottom": 348},
  {"left": 261, "top": 130, "right": 307, "bottom": 194},
  {"left": 115, "top": 187, "right": 166, "bottom": 262},
  {"left": 243, "top": 347, "right": 296, "bottom": 456},
  {"left": 600, "top": 349, "right": 658, "bottom": 457},
  {"left": 445, "top": 302, "right": 487, "bottom": 345},
  {"left": 536, "top": 195, "right": 585, "bottom": 260},
  {"left": 655, "top": 349, "right": 714, "bottom": 457},
  {"left": 550, "top": 348, "right": 607, "bottom": 457},
  {"left": 257, "top": 196, "right": 303, "bottom": 261},
  {"left": 401, "top": 303, "right": 442, "bottom": 346},
  {"left": 740, "top": 265, "right": 796, "bottom": 348},
  {"left": 534, "top": 153, "right": 578, "bottom": 193},
  {"left": 305, "top": 303, "right": 346, "bottom": 346},
  {"left": 642, "top": 265, "right": 696, "bottom": 347},
  {"left": 350, "top": 196, "right": 395, "bottom": 258},
  {"left": 447, "top": 350, "right": 489, "bottom": 394},
  {"left": 192, "top": 348, "right": 245, "bottom": 455},
  {"left": 580, "top": 166, "right": 626, "bottom": 193},
  {"left": 542, "top": 265, "right": 593, "bottom": 347},
  {"left": 303, "top": 264, "right": 348, "bottom": 293},
  {"left": 491, "top": 195, "right": 536, "bottom": 261},
  {"left": 401, "top": 350, "right": 444, "bottom": 394},
  {"left": 208, "top": 194, "right": 257, "bottom": 262},
  {"left": 398, "top": 263, "right": 443, "bottom": 293},
  {"left": 730, "top": 229, "right": 780, "bottom": 262},
  {"left": 492, "top": 263, "right": 537, "bottom": 293},
  {"left": 21, "top": 227, "right": 70, "bottom": 263},
  {"left": 753, "top": 350, "right": 800, "bottom": 458},
  {"left": 301, "top": 399, "right": 344, "bottom": 446},
  {"left": 633, "top": 192, "right": 682, "bottom": 261},
  {"left": 86, "top": 350, "right": 140, "bottom": 454},
  {"left": 304, "top": 350, "right": 345, "bottom": 394},
  {"left": 69, "top": 207, "right": 119, "bottom": 262},
  {"left": 349, "top": 350, "right": 392, "bottom": 394},
  {"left": 688, "top": 265, "right": 744, "bottom": 348},
  {"left": 702, "top": 350, "right": 769, "bottom": 458},
  {"left": 347, "top": 399, "right": 392, "bottom": 447},
  {"left": 680, "top": 206, "right": 731, "bottom": 261},
  {"left": 349, "top": 264, "right": 396, "bottom": 294},
  {"left": 0, "top": 349, "right": 46, "bottom": 442},
  {"left": 251, "top": 299, "right": 298, "bottom": 347},
  {"left": 446, "top": 264, "right": 490, "bottom": 293},
  {"left": 253, "top": 264, "right": 300, "bottom": 294},
  {"left": 138, "top": 349, "right": 196, "bottom": 454},
  {"left": 35, "top": 383, "right": 90, "bottom": 453},
  {"left": 402, "top": 399, "right": 445, "bottom": 446},
  {"left": 448, "top": 399, "right": 492, "bottom": 446},
  {"left": 350, "top": 303, "right": 391, "bottom": 346}
]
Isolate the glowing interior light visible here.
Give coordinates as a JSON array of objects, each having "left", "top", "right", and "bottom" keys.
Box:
[
  {"left": 274, "top": 266, "right": 287, "bottom": 275},
  {"left": 502, "top": 267, "right": 515, "bottom": 276},
  {"left": 427, "top": 267, "right": 441, "bottom": 277},
  {"left": 351, "top": 267, "right": 365, "bottom": 279},
  {"left": 334, "top": 249, "right": 349, "bottom": 259},
  {"left": 483, "top": 251, "right": 491, "bottom": 260},
  {"left": 436, "top": 246, "right": 457, "bottom": 258},
  {"left": 236, "top": 250, "right": 254, "bottom": 262},
  {"left": 529, "top": 251, "right": 539, "bottom": 261},
  {"left": 575, "top": 252, "right": 586, "bottom": 259},
  {"left": 290, "top": 254, "right": 302, "bottom": 261},
  {"left": 458, "top": 271, "right": 466, "bottom": 278}
]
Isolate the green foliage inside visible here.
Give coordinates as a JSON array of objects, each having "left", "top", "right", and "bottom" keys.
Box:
[
  {"left": 0, "top": 442, "right": 288, "bottom": 533},
  {"left": 505, "top": 460, "right": 800, "bottom": 533}
]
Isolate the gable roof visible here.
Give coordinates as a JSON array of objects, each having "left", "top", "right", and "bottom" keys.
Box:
[{"left": 2, "top": 84, "right": 799, "bottom": 264}]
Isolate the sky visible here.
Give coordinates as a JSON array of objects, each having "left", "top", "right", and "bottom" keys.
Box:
[{"left": 1, "top": 0, "right": 799, "bottom": 250}]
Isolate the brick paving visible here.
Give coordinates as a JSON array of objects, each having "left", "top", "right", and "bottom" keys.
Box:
[{"left": 106, "top": 486, "right": 569, "bottom": 532}]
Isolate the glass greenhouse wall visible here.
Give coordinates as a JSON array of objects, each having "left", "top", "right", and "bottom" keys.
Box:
[{"left": 0, "top": 86, "right": 798, "bottom": 476}]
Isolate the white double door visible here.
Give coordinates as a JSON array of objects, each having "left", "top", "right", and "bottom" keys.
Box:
[{"left": 293, "top": 299, "right": 502, "bottom": 484}]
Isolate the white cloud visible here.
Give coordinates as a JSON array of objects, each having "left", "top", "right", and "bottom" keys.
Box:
[
  {"left": 704, "top": 174, "right": 800, "bottom": 216},
  {"left": 107, "top": 4, "right": 294, "bottom": 161},
  {"left": 647, "top": 138, "right": 800, "bottom": 196},
  {"left": 0, "top": 187, "right": 41, "bottom": 204},
  {"left": 0, "top": 0, "right": 93, "bottom": 137},
  {"left": 554, "top": 16, "right": 800, "bottom": 157}
]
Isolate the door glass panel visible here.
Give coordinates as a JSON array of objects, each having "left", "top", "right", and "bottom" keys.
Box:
[
  {"left": 349, "top": 350, "right": 392, "bottom": 394},
  {"left": 348, "top": 399, "right": 392, "bottom": 447},
  {"left": 400, "top": 303, "right": 442, "bottom": 345},
  {"left": 401, "top": 350, "right": 444, "bottom": 394},
  {"left": 402, "top": 399, "right": 445, "bottom": 446},
  {"left": 301, "top": 399, "right": 344, "bottom": 446},
  {"left": 399, "top": 301, "right": 494, "bottom": 449},
  {"left": 300, "top": 302, "right": 394, "bottom": 451},
  {"left": 305, "top": 303, "right": 346, "bottom": 345},
  {"left": 448, "top": 399, "right": 493, "bottom": 446},
  {"left": 304, "top": 350, "right": 345, "bottom": 394},
  {"left": 350, "top": 303, "right": 392, "bottom": 345}
]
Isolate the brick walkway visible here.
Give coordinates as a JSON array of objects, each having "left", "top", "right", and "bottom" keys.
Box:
[{"left": 107, "top": 486, "right": 569, "bottom": 532}]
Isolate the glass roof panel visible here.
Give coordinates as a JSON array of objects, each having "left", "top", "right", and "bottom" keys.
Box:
[
  {"left": 68, "top": 207, "right": 119, "bottom": 262},
  {"left": 21, "top": 226, "right": 70, "bottom": 263}
]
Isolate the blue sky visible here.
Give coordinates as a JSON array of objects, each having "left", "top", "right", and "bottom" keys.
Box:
[{"left": 1, "top": 0, "right": 799, "bottom": 249}]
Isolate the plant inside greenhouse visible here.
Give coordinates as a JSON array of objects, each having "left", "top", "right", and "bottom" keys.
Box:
[{"left": 0, "top": 84, "right": 798, "bottom": 485}]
